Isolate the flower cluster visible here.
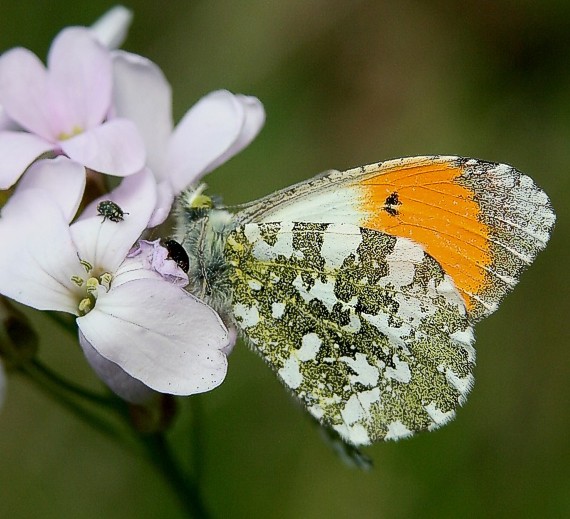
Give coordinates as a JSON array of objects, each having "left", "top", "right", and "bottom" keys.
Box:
[{"left": 0, "top": 7, "right": 264, "bottom": 405}]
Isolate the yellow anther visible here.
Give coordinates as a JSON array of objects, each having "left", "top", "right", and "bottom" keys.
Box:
[
  {"left": 57, "top": 126, "right": 83, "bottom": 141},
  {"left": 100, "top": 272, "right": 113, "bottom": 291},
  {"left": 78, "top": 298, "right": 92, "bottom": 314},
  {"left": 86, "top": 277, "right": 99, "bottom": 295},
  {"left": 80, "top": 259, "right": 93, "bottom": 273},
  {"left": 70, "top": 275, "right": 84, "bottom": 287}
]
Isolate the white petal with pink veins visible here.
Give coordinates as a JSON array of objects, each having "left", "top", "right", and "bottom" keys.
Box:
[
  {"left": 77, "top": 278, "right": 229, "bottom": 395},
  {"left": 0, "top": 190, "right": 84, "bottom": 313},
  {"left": 167, "top": 90, "right": 265, "bottom": 193},
  {"left": 71, "top": 169, "right": 156, "bottom": 274},
  {"left": 16, "top": 157, "right": 85, "bottom": 222},
  {"left": 0, "top": 131, "right": 53, "bottom": 189},
  {"left": 47, "top": 28, "right": 112, "bottom": 132},
  {"left": 112, "top": 51, "right": 173, "bottom": 177},
  {"left": 0, "top": 48, "right": 53, "bottom": 139},
  {"left": 60, "top": 118, "right": 146, "bottom": 176},
  {"left": 80, "top": 330, "right": 155, "bottom": 404}
]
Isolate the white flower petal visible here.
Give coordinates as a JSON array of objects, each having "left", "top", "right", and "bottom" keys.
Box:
[
  {"left": 147, "top": 180, "right": 174, "bottom": 228},
  {"left": 16, "top": 157, "right": 85, "bottom": 222},
  {"left": 71, "top": 168, "right": 157, "bottom": 274},
  {"left": 0, "top": 48, "right": 54, "bottom": 139},
  {"left": 59, "top": 118, "right": 146, "bottom": 176},
  {"left": 112, "top": 254, "right": 165, "bottom": 287},
  {"left": 0, "top": 189, "right": 84, "bottom": 313},
  {"left": 225, "top": 94, "right": 265, "bottom": 162},
  {"left": 0, "top": 131, "right": 54, "bottom": 190},
  {"left": 167, "top": 90, "right": 265, "bottom": 193},
  {"left": 0, "top": 105, "right": 18, "bottom": 131},
  {"left": 91, "top": 6, "right": 133, "bottom": 49},
  {"left": 112, "top": 51, "right": 172, "bottom": 176},
  {"left": 77, "top": 278, "right": 229, "bottom": 395},
  {"left": 126, "top": 240, "right": 188, "bottom": 287},
  {"left": 47, "top": 27, "right": 112, "bottom": 132},
  {"left": 79, "top": 330, "right": 155, "bottom": 404},
  {"left": 222, "top": 325, "right": 238, "bottom": 356}
]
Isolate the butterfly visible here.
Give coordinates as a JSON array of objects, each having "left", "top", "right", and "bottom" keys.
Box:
[{"left": 174, "top": 156, "right": 555, "bottom": 447}]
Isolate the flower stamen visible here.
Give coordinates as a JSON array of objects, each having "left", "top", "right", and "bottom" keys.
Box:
[
  {"left": 57, "top": 126, "right": 83, "bottom": 141},
  {"left": 78, "top": 297, "right": 93, "bottom": 315},
  {"left": 80, "top": 259, "right": 93, "bottom": 273},
  {"left": 86, "top": 277, "right": 99, "bottom": 295},
  {"left": 100, "top": 272, "right": 112, "bottom": 291},
  {"left": 72, "top": 264, "right": 113, "bottom": 315},
  {"left": 71, "top": 275, "right": 84, "bottom": 287}
]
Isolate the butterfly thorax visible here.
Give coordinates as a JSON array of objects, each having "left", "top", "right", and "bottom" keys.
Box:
[{"left": 175, "top": 187, "right": 236, "bottom": 317}]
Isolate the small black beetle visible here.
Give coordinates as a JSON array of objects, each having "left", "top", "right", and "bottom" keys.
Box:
[
  {"left": 97, "top": 200, "right": 128, "bottom": 222},
  {"left": 163, "top": 239, "right": 190, "bottom": 273}
]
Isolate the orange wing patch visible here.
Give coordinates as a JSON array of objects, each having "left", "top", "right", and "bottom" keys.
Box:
[
  {"left": 357, "top": 158, "right": 491, "bottom": 313},
  {"left": 236, "top": 154, "right": 554, "bottom": 321}
]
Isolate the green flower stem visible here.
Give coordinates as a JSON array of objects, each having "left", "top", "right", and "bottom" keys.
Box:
[
  {"left": 24, "top": 312, "right": 211, "bottom": 517},
  {"left": 139, "top": 432, "right": 211, "bottom": 519},
  {"left": 29, "top": 358, "right": 118, "bottom": 408},
  {"left": 44, "top": 310, "right": 78, "bottom": 336},
  {"left": 190, "top": 395, "right": 205, "bottom": 482},
  {"left": 21, "top": 359, "right": 210, "bottom": 517},
  {"left": 18, "top": 362, "right": 128, "bottom": 445}
]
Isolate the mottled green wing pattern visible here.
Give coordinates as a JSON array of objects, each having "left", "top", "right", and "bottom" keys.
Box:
[{"left": 225, "top": 221, "right": 475, "bottom": 446}]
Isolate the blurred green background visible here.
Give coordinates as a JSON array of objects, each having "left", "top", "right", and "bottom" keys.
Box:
[{"left": 0, "top": 1, "right": 568, "bottom": 518}]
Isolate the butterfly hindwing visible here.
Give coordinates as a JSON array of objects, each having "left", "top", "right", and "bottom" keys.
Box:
[{"left": 225, "top": 221, "right": 475, "bottom": 446}]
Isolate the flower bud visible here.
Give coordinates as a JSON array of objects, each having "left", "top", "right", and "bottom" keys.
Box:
[
  {"left": 128, "top": 394, "right": 178, "bottom": 434},
  {"left": 0, "top": 296, "right": 38, "bottom": 368}
]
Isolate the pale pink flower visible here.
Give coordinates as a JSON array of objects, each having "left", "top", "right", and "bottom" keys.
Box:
[
  {"left": 0, "top": 159, "right": 229, "bottom": 402},
  {"left": 90, "top": 5, "right": 133, "bottom": 49},
  {"left": 112, "top": 51, "right": 265, "bottom": 226},
  {"left": 0, "top": 27, "right": 145, "bottom": 190}
]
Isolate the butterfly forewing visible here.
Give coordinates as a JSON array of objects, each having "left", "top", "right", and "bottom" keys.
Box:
[
  {"left": 225, "top": 221, "right": 475, "bottom": 446},
  {"left": 236, "top": 156, "right": 555, "bottom": 322}
]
